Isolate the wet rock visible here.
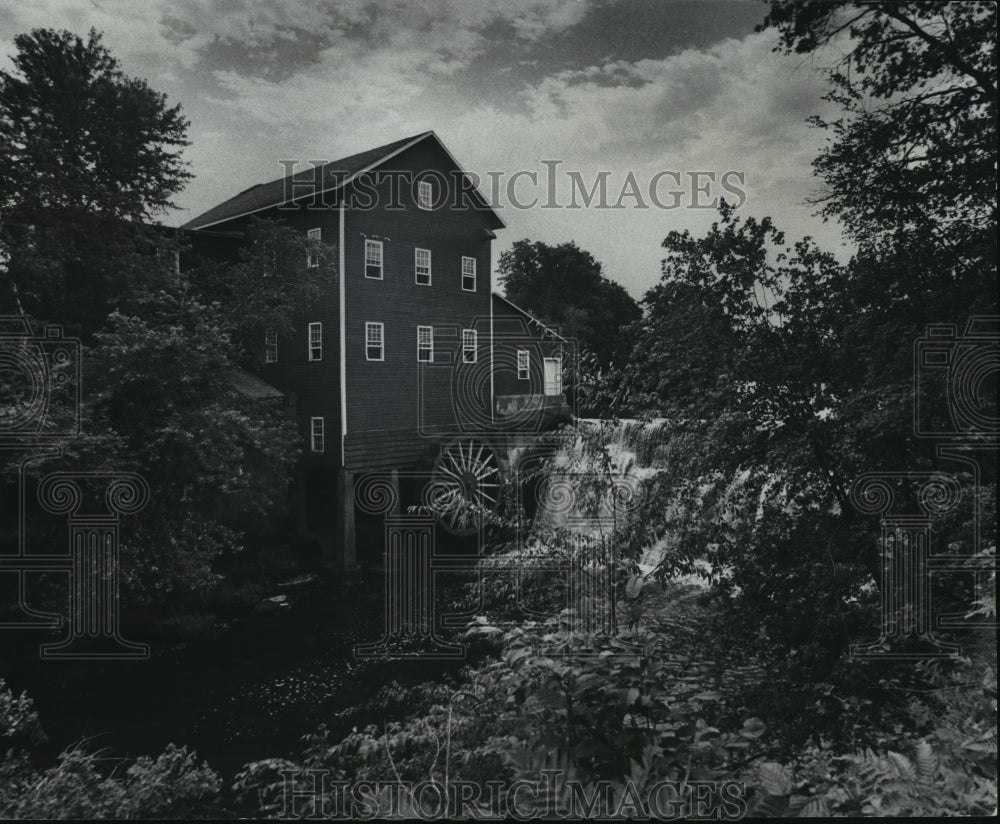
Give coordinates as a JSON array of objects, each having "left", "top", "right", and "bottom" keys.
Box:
[
  {"left": 276, "top": 573, "right": 318, "bottom": 589},
  {"left": 254, "top": 594, "right": 290, "bottom": 613}
]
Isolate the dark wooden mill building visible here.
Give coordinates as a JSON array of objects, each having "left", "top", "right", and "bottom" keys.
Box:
[{"left": 182, "top": 132, "right": 570, "bottom": 567}]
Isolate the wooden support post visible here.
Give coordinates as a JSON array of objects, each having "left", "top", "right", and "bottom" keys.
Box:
[{"left": 335, "top": 469, "right": 357, "bottom": 570}]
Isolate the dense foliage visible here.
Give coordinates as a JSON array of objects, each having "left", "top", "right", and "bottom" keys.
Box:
[
  {"left": 760, "top": 1, "right": 996, "bottom": 249},
  {"left": 0, "top": 5, "right": 995, "bottom": 817},
  {"left": 0, "top": 27, "right": 333, "bottom": 630},
  {"left": 0, "top": 28, "right": 191, "bottom": 334},
  {"left": 497, "top": 239, "right": 641, "bottom": 368},
  {"left": 0, "top": 679, "right": 221, "bottom": 818},
  {"left": 3, "top": 222, "right": 331, "bottom": 629}
]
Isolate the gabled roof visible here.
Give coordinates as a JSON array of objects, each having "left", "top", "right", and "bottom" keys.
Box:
[
  {"left": 182, "top": 131, "right": 504, "bottom": 230},
  {"left": 491, "top": 292, "right": 568, "bottom": 343}
]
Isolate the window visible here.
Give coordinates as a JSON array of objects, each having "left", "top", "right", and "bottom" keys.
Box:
[
  {"left": 544, "top": 357, "right": 563, "bottom": 396},
  {"left": 308, "top": 322, "right": 322, "bottom": 361},
  {"left": 365, "top": 239, "right": 383, "bottom": 279},
  {"left": 366, "top": 322, "right": 384, "bottom": 361},
  {"left": 417, "top": 180, "right": 433, "bottom": 209},
  {"left": 265, "top": 329, "right": 278, "bottom": 363},
  {"left": 417, "top": 325, "right": 433, "bottom": 362},
  {"left": 517, "top": 349, "right": 530, "bottom": 380},
  {"left": 462, "top": 329, "right": 477, "bottom": 364},
  {"left": 415, "top": 248, "right": 432, "bottom": 285},
  {"left": 461, "top": 256, "right": 476, "bottom": 291},
  {"left": 310, "top": 417, "right": 325, "bottom": 453},
  {"left": 307, "top": 227, "right": 321, "bottom": 268}
]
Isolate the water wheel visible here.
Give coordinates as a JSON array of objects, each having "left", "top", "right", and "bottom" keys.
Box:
[{"left": 426, "top": 438, "right": 502, "bottom": 535}]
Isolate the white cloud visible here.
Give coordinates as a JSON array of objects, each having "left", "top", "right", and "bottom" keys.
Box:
[
  {"left": 435, "top": 32, "right": 849, "bottom": 296},
  {"left": 176, "top": 26, "right": 850, "bottom": 297}
]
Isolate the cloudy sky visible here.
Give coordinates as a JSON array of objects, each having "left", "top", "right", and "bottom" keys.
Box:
[{"left": 0, "top": 0, "right": 854, "bottom": 299}]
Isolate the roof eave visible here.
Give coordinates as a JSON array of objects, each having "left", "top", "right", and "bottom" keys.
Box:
[
  {"left": 183, "top": 131, "right": 506, "bottom": 232},
  {"left": 491, "top": 292, "right": 567, "bottom": 343}
]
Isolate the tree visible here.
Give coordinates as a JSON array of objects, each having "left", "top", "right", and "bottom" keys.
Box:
[
  {"left": 758, "top": 2, "right": 997, "bottom": 254},
  {"left": 0, "top": 28, "right": 191, "bottom": 333},
  {"left": 189, "top": 218, "right": 335, "bottom": 370},
  {"left": 625, "top": 203, "right": 871, "bottom": 557},
  {"left": 1, "top": 222, "right": 330, "bottom": 627},
  {"left": 611, "top": 205, "right": 982, "bottom": 748},
  {"left": 607, "top": 1, "right": 998, "bottom": 744},
  {"left": 757, "top": 1, "right": 998, "bottom": 452},
  {"left": 497, "top": 239, "right": 641, "bottom": 368}
]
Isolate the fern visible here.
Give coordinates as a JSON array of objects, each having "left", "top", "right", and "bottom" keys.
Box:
[
  {"left": 800, "top": 797, "right": 829, "bottom": 817},
  {"left": 914, "top": 738, "right": 938, "bottom": 778},
  {"left": 886, "top": 750, "right": 917, "bottom": 783},
  {"left": 758, "top": 761, "right": 793, "bottom": 796}
]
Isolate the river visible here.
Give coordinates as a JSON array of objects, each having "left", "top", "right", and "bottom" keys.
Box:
[{"left": 1, "top": 569, "right": 472, "bottom": 780}]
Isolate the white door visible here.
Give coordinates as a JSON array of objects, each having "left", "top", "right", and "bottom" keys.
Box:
[{"left": 543, "top": 357, "right": 562, "bottom": 396}]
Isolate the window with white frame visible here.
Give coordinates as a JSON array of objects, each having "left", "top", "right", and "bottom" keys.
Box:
[
  {"left": 365, "top": 239, "right": 383, "bottom": 279},
  {"left": 310, "top": 417, "right": 325, "bottom": 453},
  {"left": 265, "top": 329, "right": 278, "bottom": 363},
  {"left": 417, "top": 325, "right": 433, "bottom": 362},
  {"left": 461, "top": 256, "right": 476, "bottom": 291},
  {"left": 366, "top": 322, "right": 384, "bottom": 361},
  {"left": 307, "top": 227, "right": 321, "bottom": 268},
  {"left": 544, "top": 357, "right": 563, "bottom": 396},
  {"left": 308, "top": 322, "right": 322, "bottom": 361},
  {"left": 517, "top": 349, "right": 530, "bottom": 380},
  {"left": 462, "top": 329, "right": 477, "bottom": 363},
  {"left": 417, "top": 180, "right": 433, "bottom": 209},
  {"left": 415, "top": 247, "right": 431, "bottom": 285}
]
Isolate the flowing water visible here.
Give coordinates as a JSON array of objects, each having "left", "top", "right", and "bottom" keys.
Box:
[{"left": 3, "top": 420, "right": 674, "bottom": 780}]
